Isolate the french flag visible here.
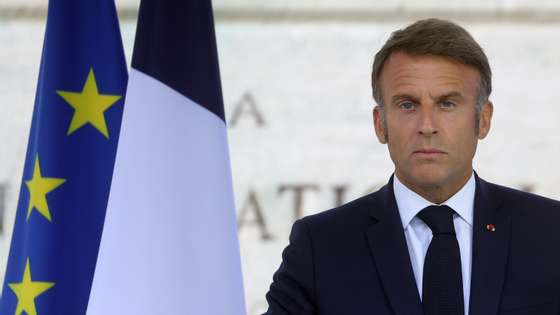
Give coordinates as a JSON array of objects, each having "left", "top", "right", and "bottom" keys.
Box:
[{"left": 86, "top": 0, "right": 246, "bottom": 314}]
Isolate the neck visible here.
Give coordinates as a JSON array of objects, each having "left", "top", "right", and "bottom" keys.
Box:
[{"left": 394, "top": 170, "right": 473, "bottom": 204}]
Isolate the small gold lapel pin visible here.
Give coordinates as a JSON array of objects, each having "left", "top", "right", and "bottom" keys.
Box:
[{"left": 486, "top": 224, "right": 496, "bottom": 232}]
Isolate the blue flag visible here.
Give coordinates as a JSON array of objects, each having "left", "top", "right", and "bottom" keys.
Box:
[{"left": 0, "top": 0, "right": 127, "bottom": 314}]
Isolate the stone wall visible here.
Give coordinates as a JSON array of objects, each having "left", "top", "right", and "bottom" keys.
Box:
[{"left": 2, "top": 2, "right": 560, "bottom": 313}]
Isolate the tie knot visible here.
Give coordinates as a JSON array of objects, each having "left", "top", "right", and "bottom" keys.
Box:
[{"left": 418, "top": 205, "right": 456, "bottom": 235}]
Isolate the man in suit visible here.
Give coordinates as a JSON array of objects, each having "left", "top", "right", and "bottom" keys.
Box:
[{"left": 264, "top": 18, "right": 560, "bottom": 315}]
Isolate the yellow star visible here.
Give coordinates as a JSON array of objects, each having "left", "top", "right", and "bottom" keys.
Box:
[
  {"left": 57, "top": 68, "right": 122, "bottom": 138},
  {"left": 8, "top": 258, "right": 55, "bottom": 315},
  {"left": 24, "top": 155, "right": 66, "bottom": 222}
]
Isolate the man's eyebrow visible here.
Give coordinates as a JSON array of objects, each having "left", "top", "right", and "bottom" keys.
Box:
[
  {"left": 391, "top": 93, "right": 420, "bottom": 104},
  {"left": 431, "top": 91, "right": 464, "bottom": 102}
]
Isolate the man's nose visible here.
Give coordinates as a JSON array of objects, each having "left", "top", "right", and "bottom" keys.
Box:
[{"left": 418, "top": 105, "right": 438, "bottom": 136}]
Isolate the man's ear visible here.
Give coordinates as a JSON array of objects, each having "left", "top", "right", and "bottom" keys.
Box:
[
  {"left": 478, "top": 101, "right": 493, "bottom": 139},
  {"left": 373, "top": 106, "right": 387, "bottom": 144}
]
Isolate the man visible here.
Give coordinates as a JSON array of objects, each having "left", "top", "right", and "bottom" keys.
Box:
[{"left": 264, "top": 18, "right": 560, "bottom": 315}]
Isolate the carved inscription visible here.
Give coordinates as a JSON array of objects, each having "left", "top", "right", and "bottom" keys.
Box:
[{"left": 228, "top": 92, "right": 266, "bottom": 127}]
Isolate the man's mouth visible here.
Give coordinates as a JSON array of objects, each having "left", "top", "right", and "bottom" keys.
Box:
[{"left": 413, "top": 148, "right": 446, "bottom": 157}]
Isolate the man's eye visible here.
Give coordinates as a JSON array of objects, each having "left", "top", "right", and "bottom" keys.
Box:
[
  {"left": 440, "top": 100, "right": 456, "bottom": 109},
  {"left": 399, "top": 102, "right": 416, "bottom": 111}
]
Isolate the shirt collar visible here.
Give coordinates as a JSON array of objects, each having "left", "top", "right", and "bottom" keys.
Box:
[{"left": 393, "top": 172, "right": 475, "bottom": 229}]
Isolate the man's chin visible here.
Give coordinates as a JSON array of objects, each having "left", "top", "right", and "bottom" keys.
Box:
[{"left": 403, "top": 168, "right": 448, "bottom": 188}]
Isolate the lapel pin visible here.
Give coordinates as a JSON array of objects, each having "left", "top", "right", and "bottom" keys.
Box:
[{"left": 486, "top": 224, "right": 496, "bottom": 232}]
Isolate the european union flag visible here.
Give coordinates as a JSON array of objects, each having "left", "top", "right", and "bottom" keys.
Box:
[{"left": 0, "top": 0, "right": 127, "bottom": 314}]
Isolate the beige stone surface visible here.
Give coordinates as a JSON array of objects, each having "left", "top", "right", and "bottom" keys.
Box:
[{"left": 1, "top": 7, "right": 560, "bottom": 314}]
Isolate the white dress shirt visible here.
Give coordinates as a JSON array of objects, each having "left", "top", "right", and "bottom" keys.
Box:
[{"left": 393, "top": 173, "right": 475, "bottom": 315}]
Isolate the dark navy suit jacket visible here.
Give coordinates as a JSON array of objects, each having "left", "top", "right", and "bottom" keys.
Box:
[{"left": 264, "top": 174, "right": 560, "bottom": 315}]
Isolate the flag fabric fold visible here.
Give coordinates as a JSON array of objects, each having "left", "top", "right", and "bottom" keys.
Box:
[
  {"left": 0, "top": 0, "right": 127, "bottom": 314},
  {"left": 86, "top": 0, "right": 246, "bottom": 314}
]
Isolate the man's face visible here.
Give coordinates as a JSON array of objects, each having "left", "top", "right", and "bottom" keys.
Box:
[{"left": 373, "top": 52, "right": 493, "bottom": 193}]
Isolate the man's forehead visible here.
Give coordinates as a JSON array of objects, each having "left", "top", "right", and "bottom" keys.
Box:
[
  {"left": 384, "top": 52, "right": 478, "bottom": 73},
  {"left": 380, "top": 52, "right": 481, "bottom": 99},
  {"left": 389, "top": 80, "right": 470, "bottom": 94}
]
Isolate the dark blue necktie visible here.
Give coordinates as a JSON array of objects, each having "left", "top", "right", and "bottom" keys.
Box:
[{"left": 418, "top": 205, "right": 464, "bottom": 315}]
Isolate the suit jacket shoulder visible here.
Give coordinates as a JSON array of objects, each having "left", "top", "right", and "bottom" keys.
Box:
[
  {"left": 264, "top": 184, "right": 407, "bottom": 315},
  {"left": 485, "top": 180, "right": 560, "bottom": 215},
  {"left": 299, "top": 191, "right": 380, "bottom": 236}
]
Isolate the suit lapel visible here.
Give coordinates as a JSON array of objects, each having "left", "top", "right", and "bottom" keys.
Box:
[
  {"left": 366, "top": 177, "right": 423, "bottom": 315},
  {"left": 469, "top": 174, "right": 511, "bottom": 315}
]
